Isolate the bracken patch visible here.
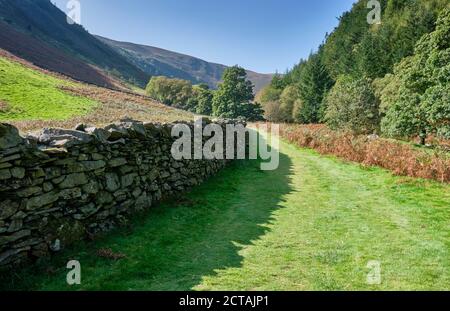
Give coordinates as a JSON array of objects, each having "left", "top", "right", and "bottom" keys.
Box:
[{"left": 277, "top": 124, "right": 450, "bottom": 183}]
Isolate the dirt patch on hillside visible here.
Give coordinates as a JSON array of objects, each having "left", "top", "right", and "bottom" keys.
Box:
[{"left": 0, "top": 100, "right": 8, "bottom": 112}]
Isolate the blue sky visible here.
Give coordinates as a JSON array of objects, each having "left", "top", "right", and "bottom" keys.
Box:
[{"left": 53, "top": 0, "right": 356, "bottom": 73}]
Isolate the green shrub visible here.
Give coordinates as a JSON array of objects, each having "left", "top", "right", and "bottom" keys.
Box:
[
  {"left": 324, "top": 75, "right": 380, "bottom": 134},
  {"left": 256, "top": 85, "right": 282, "bottom": 105},
  {"left": 279, "top": 85, "right": 299, "bottom": 123},
  {"left": 146, "top": 76, "right": 193, "bottom": 109},
  {"left": 193, "top": 84, "right": 214, "bottom": 116},
  {"left": 263, "top": 101, "right": 283, "bottom": 122}
]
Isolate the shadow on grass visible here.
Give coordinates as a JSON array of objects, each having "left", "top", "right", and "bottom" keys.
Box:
[{"left": 0, "top": 145, "right": 293, "bottom": 291}]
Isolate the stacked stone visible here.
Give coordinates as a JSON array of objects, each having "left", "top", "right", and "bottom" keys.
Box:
[{"left": 0, "top": 118, "right": 244, "bottom": 268}]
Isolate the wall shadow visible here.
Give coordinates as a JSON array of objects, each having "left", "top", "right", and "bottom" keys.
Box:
[{"left": 0, "top": 136, "right": 294, "bottom": 291}]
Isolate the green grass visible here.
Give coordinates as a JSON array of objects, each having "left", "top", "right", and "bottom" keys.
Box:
[
  {"left": 0, "top": 57, "right": 98, "bottom": 121},
  {"left": 1, "top": 139, "right": 449, "bottom": 290}
]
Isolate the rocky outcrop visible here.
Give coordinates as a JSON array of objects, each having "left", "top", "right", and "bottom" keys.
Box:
[{"left": 0, "top": 119, "right": 244, "bottom": 268}]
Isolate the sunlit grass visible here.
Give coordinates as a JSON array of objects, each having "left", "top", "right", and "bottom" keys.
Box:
[
  {"left": 1, "top": 140, "right": 448, "bottom": 290},
  {"left": 0, "top": 57, "right": 98, "bottom": 121}
]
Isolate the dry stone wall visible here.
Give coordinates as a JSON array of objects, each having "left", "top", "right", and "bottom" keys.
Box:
[{"left": 0, "top": 118, "right": 245, "bottom": 268}]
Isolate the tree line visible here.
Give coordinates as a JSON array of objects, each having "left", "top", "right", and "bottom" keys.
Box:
[
  {"left": 146, "top": 66, "right": 264, "bottom": 121},
  {"left": 257, "top": 0, "right": 449, "bottom": 144}
]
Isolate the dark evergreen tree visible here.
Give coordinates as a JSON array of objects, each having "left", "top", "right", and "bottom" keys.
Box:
[
  {"left": 296, "top": 49, "right": 334, "bottom": 123},
  {"left": 212, "top": 66, "right": 255, "bottom": 119}
]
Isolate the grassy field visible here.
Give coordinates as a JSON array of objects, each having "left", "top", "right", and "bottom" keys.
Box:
[
  {"left": 0, "top": 55, "right": 193, "bottom": 132},
  {"left": 1, "top": 139, "right": 448, "bottom": 291},
  {"left": 0, "top": 57, "right": 98, "bottom": 121}
]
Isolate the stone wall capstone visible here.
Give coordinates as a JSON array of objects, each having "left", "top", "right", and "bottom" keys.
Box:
[{"left": 0, "top": 118, "right": 245, "bottom": 268}]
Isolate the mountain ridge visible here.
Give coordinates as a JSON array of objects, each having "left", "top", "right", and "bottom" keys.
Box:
[
  {"left": 97, "top": 35, "right": 274, "bottom": 93},
  {"left": 0, "top": 0, "right": 150, "bottom": 87},
  {"left": 0, "top": 0, "right": 273, "bottom": 93}
]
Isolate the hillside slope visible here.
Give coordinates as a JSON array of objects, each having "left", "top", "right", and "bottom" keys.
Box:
[
  {"left": 0, "top": 51, "right": 193, "bottom": 132},
  {"left": 0, "top": 21, "right": 117, "bottom": 88},
  {"left": 0, "top": 0, "right": 149, "bottom": 87},
  {"left": 98, "top": 36, "right": 274, "bottom": 93},
  {"left": 0, "top": 52, "right": 98, "bottom": 121}
]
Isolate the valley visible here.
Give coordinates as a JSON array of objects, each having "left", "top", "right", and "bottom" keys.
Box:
[{"left": 0, "top": 0, "right": 448, "bottom": 294}]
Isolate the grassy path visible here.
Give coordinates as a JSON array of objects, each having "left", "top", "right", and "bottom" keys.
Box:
[{"left": 2, "top": 140, "right": 449, "bottom": 290}]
